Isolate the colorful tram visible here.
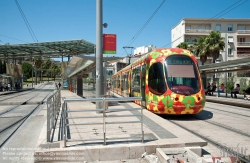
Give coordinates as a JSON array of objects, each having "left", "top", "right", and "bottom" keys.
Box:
[{"left": 111, "top": 48, "right": 205, "bottom": 115}]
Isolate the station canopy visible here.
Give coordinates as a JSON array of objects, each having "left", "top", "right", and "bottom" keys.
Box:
[
  {"left": 0, "top": 39, "right": 95, "bottom": 60},
  {"left": 199, "top": 57, "right": 250, "bottom": 74}
]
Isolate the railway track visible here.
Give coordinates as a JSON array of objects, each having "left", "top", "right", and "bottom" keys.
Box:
[
  {"left": 161, "top": 103, "right": 250, "bottom": 163},
  {"left": 0, "top": 82, "right": 55, "bottom": 148},
  {"left": 0, "top": 84, "right": 45, "bottom": 102}
]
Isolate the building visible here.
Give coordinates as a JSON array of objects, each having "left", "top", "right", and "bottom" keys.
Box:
[
  {"left": 172, "top": 18, "right": 250, "bottom": 63},
  {"left": 172, "top": 18, "right": 250, "bottom": 85}
]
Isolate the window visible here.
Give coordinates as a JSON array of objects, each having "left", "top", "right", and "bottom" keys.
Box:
[
  {"left": 238, "top": 38, "right": 245, "bottom": 42},
  {"left": 228, "top": 24, "right": 233, "bottom": 31},
  {"left": 185, "top": 25, "right": 191, "bottom": 31},
  {"left": 131, "top": 66, "right": 141, "bottom": 95},
  {"left": 122, "top": 72, "right": 128, "bottom": 93},
  {"left": 148, "top": 63, "right": 166, "bottom": 95},
  {"left": 165, "top": 55, "right": 200, "bottom": 95},
  {"left": 238, "top": 26, "right": 246, "bottom": 30},
  {"left": 228, "top": 48, "right": 232, "bottom": 55},
  {"left": 216, "top": 24, "right": 221, "bottom": 31},
  {"left": 228, "top": 72, "right": 232, "bottom": 78}
]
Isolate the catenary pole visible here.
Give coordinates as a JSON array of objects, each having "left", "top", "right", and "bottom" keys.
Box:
[{"left": 96, "top": 0, "right": 104, "bottom": 112}]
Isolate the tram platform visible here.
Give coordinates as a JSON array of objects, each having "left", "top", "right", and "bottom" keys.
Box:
[
  {"left": 205, "top": 93, "right": 250, "bottom": 108},
  {"left": 34, "top": 90, "right": 209, "bottom": 162},
  {"left": 0, "top": 83, "right": 46, "bottom": 96}
]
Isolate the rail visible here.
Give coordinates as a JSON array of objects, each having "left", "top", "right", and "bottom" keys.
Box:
[
  {"left": 47, "top": 90, "right": 61, "bottom": 142},
  {"left": 62, "top": 97, "right": 143, "bottom": 147}
]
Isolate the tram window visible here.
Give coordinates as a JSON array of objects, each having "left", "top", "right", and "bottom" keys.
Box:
[
  {"left": 117, "top": 75, "right": 120, "bottom": 88},
  {"left": 165, "top": 55, "right": 200, "bottom": 94},
  {"left": 112, "top": 77, "right": 116, "bottom": 89},
  {"left": 132, "top": 66, "right": 141, "bottom": 93},
  {"left": 148, "top": 62, "right": 166, "bottom": 94},
  {"left": 122, "top": 72, "right": 128, "bottom": 91}
]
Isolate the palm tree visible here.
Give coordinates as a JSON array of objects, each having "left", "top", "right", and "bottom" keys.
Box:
[
  {"left": 177, "top": 42, "right": 189, "bottom": 49},
  {"left": 177, "top": 42, "right": 195, "bottom": 53},
  {"left": 205, "top": 31, "right": 225, "bottom": 63},
  {"left": 193, "top": 37, "right": 209, "bottom": 65},
  {"left": 205, "top": 31, "right": 225, "bottom": 82}
]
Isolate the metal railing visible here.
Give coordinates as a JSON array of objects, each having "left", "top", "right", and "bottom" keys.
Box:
[
  {"left": 237, "top": 30, "right": 250, "bottom": 34},
  {"left": 62, "top": 97, "right": 143, "bottom": 147},
  {"left": 47, "top": 90, "right": 61, "bottom": 142},
  {"left": 185, "top": 29, "right": 211, "bottom": 33}
]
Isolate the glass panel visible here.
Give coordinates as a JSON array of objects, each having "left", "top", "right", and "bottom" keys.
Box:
[
  {"left": 165, "top": 55, "right": 200, "bottom": 95},
  {"left": 148, "top": 62, "right": 166, "bottom": 95},
  {"left": 132, "top": 66, "right": 141, "bottom": 95},
  {"left": 216, "top": 24, "right": 221, "bottom": 31}
]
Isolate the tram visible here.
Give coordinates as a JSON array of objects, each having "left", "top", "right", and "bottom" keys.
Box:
[{"left": 111, "top": 48, "right": 205, "bottom": 115}]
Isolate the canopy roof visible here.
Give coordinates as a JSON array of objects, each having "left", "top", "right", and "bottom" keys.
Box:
[
  {"left": 199, "top": 57, "right": 250, "bottom": 73},
  {"left": 0, "top": 39, "right": 95, "bottom": 60},
  {"left": 66, "top": 55, "right": 123, "bottom": 78}
]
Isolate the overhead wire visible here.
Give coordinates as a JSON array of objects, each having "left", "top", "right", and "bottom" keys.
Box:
[
  {"left": 161, "top": 0, "right": 248, "bottom": 48},
  {"left": 0, "top": 34, "right": 29, "bottom": 44},
  {"left": 15, "top": 0, "right": 38, "bottom": 42},
  {"left": 119, "top": 0, "right": 166, "bottom": 56}
]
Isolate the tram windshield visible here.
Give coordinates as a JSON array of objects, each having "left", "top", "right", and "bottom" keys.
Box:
[{"left": 165, "top": 55, "right": 200, "bottom": 95}]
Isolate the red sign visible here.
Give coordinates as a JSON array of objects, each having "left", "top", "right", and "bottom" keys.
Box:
[{"left": 103, "top": 34, "right": 116, "bottom": 54}]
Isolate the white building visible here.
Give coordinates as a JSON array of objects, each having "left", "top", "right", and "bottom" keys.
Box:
[
  {"left": 172, "top": 18, "right": 250, "bottom": 84},
  {"left": 172, "top": 18, "right": 250, "bottom": 64}
]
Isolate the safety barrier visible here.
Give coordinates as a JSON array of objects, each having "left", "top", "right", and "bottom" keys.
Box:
[
  {"left": 47, "top": 90, "right": 61, "bottom": 142},
  {"left": 62, "top": 97, "right": 143, "bottom": 147}
]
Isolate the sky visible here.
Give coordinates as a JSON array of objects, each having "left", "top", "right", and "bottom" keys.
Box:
[{"left": 1, "top": 0, "right": 250, "bottom": 59}]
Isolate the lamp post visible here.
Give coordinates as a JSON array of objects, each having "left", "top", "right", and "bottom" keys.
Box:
[
  {"left": 32, "top": 65, "right": 34, "bottom": 88},
  {"left": 96, "top": 0, "right": 103, "bottom": 112},
  {"left": 41, "top": 69, "right": 43, "bottom": 83}
]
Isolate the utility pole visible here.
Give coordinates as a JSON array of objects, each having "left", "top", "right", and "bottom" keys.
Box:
[
  {"left": 96, "top": 0, "right": 104, "bottom": 112},
  {"left": 224, "top": 33, "right": 228, "bottom": 97},
  {"left": 123, "top": 46, "right": 134, "bottom": 65}
]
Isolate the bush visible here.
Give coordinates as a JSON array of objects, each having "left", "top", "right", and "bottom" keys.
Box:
[
  {"left": 239, "top": 78, "right": 249, "bottom": 94},
  {"left": 226, "top": 76, "right": 235, "bottom": 93}
]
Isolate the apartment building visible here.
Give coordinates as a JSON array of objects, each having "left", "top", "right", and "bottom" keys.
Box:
[
  {"left": 171, "top": 18, "right": 250, "bottom": 65},
  {"left": 172, "top": 18, "right": 250, "bottom": 84}
]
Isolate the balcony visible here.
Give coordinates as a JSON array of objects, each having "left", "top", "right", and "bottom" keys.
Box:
[
  {"left": 237, "top": 53, "right": 250, "bottom": 58},
  {"left": 237, "top": 42, "right": 250, "bottom": 46},
  {"left": 237, "top": 30, "right": 250, "bottom": 34},
  {"left": 185, "top": 29, "right": 211, "bottom": 34}
]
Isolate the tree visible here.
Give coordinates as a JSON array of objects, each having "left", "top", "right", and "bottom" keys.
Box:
[
  {"left": 22, "top": 62, "right": 32, "bottom": 79},
  {"left": 177, "top": 42, "right": 189, "bottom": 49},
  {"left": 50, "top": 62, "right": 61, "bottom": 81},
  {"left": 193, "top": 37, "right": 209, "bottom": 65},
  {"left": 0, "top": 59, "right": 2, "bottom": 74},
  {"left": 226, "top": 75, "right": 235, "bottom": 93},
  {"left": 177, "top": 42, "right": 195, "bottom": 53},
  {"left": 205, "top": 31, "right": 225, "bottom": 63}
]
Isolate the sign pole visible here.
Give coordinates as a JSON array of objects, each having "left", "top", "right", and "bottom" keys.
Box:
[{"left": 96, "top": 0, "right": 104, "bottom": 112}]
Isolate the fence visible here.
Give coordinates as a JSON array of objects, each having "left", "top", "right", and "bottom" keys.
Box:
[
  {"left": 47, "top": 90, "right": 61, "bottom": 142},
  {"left": 62, "top": 97, "right": 143, "bottom": 147}
]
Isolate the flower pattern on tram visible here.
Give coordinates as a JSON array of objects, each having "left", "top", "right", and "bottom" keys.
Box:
[{"left": 112, "top": 48, "right": 205, "bottom": 115}]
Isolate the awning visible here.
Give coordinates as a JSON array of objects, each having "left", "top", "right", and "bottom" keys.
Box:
[
  {"left": 199, "top": 57, "right": 250, "bottom": 72},
  {"left": 0, "top": 39, "right": 95, "bottom": 60}
]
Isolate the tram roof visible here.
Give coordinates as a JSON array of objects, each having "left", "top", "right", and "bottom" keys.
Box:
[
  {"left": 199, "top": 57, "right": 250, "bottom": 73},
  {"left": 0, "top": 39, "right": 95, "bottom": 60}
]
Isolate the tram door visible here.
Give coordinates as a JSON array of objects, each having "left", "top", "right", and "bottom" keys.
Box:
[{"left": 141, "top": 65, "right": 146, "bottom": 106}]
